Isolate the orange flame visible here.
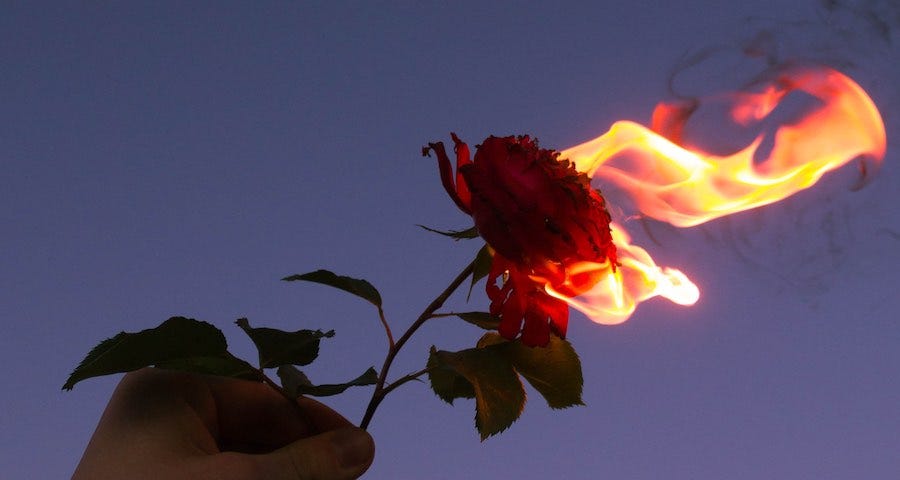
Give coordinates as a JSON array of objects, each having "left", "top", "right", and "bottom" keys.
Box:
[
  {"left": 556, "top": 65, "right": 886, "bottom": 324},
  {"left": 544, "top": 223, "right": 699, "bottom": 325}
]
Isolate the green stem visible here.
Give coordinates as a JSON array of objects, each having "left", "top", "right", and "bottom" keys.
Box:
[
  {"left": 359, "top": 257, "right": 476, "bottom": 429},
  {"left": 381, "top": 367, "right": 431, "bottom": 397},
  {"left": 377, "top": 305, "right": 394, "bottom": 350}
]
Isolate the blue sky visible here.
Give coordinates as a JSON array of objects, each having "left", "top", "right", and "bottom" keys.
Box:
[{"left": 2, "top": 1, "right": 898, "bottom": 478}]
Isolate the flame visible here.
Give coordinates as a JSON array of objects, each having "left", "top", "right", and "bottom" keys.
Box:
[
  {"left": 555, "top": 65, "right": 886, "bottom": 324},
  {"left": 545, "top": 223, "right": 700, "bottom": 325},
  {"left": 563, "top": 65, "right": 886, "bottom": 227}
]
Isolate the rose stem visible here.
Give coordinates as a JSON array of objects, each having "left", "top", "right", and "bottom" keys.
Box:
[{"left": 359, "top": 257, "right": 476, "bottom": 429}]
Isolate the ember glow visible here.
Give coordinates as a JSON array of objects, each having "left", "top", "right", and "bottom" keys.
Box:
[{"left": 555, "top": 65, "right": 887, "bottom": 325}]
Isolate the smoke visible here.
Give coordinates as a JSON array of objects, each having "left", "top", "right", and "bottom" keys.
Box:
[{"left": 819, "top": 0, "right": 900, "bottom": 45}]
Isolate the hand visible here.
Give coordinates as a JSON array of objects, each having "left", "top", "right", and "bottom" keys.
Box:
[{"left": 73, "top": 368, "right": 375, "bottom": 480}]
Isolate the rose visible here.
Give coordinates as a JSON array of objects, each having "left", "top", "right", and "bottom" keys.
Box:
[{"left": 426, "top": 134, "right": 617, "bottom": 346}]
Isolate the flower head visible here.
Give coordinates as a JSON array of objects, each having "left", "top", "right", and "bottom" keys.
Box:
[{"left": 426, "top": 134, "right": 617, "bottom": 346}]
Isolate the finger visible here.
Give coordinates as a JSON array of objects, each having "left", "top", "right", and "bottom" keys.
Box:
[
  {"left": 206, "top": 379, "right": 354, "bottom": 450},
  {"left": 204, "top": 377, "right": 316, "bottom": 447},
  {"left": 114, "top": 369, "right": 310, "bottom": 451},
  {"left": 93, "top": 369, "right": 222, "bottom": 457},
  {"left": 295, "top": 396, "right": 355, "bottom": 432},
  {"left": 252, "top": 427, "right": 374, "bottom": 480}
]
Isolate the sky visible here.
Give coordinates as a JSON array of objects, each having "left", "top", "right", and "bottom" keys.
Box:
[{"left": 2, "top": 1, "right": 898, "bottom": 479}]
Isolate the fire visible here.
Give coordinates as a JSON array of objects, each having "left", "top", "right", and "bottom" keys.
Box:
[
  {"left": 555, "top": 65, "right": 886, "bottom": 324},
  {"left": 544, "top": 223, "right": 699, "bottom": 325}
]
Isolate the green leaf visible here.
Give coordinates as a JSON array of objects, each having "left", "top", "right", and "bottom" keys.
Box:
[
  {"left": 426, "top": 346, "right": 475, "bottom": 404},
  {"left": 63, "top": 317, "right": 242, "bottom": 390},
  {"left": 417, "top": 224, "right": 479, "bottom": 240},
  {"left": 235, "top": 318, "right": 334, "bottom": 369},
  {"left": 282, "top": 270, "right": 382, "bottom": 307},
  {"left": 276, "top": 365, "right": 313, "bottom": 396},
  {"left": 476, "top": 332, "right": 506, "bottom": 348},
  {"left": 468, "top": 244, "right": 493, "bottom": 300},
  {"left": 428, "top": 345, "right": 526, "bottom": 440},
  {"left": 157, "top": 355, "right": 260, "bottom": 381},
  {"left": 453, "top": 312, "right": 501, "bottom": 330},
  {"left": 480, "top": 332, "right": 584, "bottom": 409},
  {"left": 278, "top": 366, "right": 378, "bottom": 397}
]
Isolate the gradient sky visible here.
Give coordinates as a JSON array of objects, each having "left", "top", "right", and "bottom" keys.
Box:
[{"left": 2, "top": 2, "right": 898, "bottom": 479}]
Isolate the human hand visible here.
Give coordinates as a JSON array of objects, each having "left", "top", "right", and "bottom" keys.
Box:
[{"left": 72, "top": 368, "right": 375, "bottom": 480}]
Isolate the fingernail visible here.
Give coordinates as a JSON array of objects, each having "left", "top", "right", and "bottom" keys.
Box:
[{"left": 331, "top": 427, "right": 374, "bottom": 469}]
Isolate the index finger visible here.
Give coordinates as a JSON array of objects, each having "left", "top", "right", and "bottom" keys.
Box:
[{"left": 203, "top": 376, "right": 354, "bottom": 451}]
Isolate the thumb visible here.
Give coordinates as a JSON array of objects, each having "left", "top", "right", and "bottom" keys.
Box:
[{"left": 255, "top": 427, "right": 375, "bottom": 480}]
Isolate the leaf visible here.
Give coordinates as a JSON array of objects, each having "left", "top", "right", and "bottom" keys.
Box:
[
  {"left": 468, "top": 244, "right": 493, "bottom": 300},
  {"left": 235, "top": 318, "right": 334, "bottom": 369},
  {"left": 480, "top": 332, "right": 584, "bottom": 409},
  {"left": 453, "top": 312, "right": 501, "bottom": 330},
  {"left": 417, "top": 224, "right": 479, "bottom": 240},
  {"left": 276, "top": 365, "right": 313, "bottom": 395},
  {"left": 426, "top": 346, "right": 475, "bottom": 404},
  {"left": 476, "top": 332, "right": 506, "bottom": 348},
  {"left": 157, "top": 355, "right": 260, "bottom": 381},
  {"left": 63, "top": 317, "right": 244, "bottom": 390},
  {"left": 282, "top": 270, "right": 382, "bottom": 308},
  {"left": 297, "top": 367, "right": 378, "bottom": 397},
  {"left": 509, "top": 336, "right": 584, "bottom": 409},
  {"left": 278, "top": 366, "right": 378, "bottom": 397},
  {"left": 428, "top": 346, "right": 526, "bottom": 440}
]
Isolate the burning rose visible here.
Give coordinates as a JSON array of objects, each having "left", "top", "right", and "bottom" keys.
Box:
[
  {"left": 66, "top": 62, "right": 884, "bottom": 448},
  {"left": 426, "top": 134, "right": 617, "bottom": 346}
]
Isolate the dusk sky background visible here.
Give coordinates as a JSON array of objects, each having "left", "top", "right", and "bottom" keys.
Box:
[{"left": 2, "top": 1, "right": 898, "bottom": 479}]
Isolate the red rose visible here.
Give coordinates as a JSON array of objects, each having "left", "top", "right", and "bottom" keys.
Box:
[{"left": 426, "top": 134, "right": 617, "bottom": 347}]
